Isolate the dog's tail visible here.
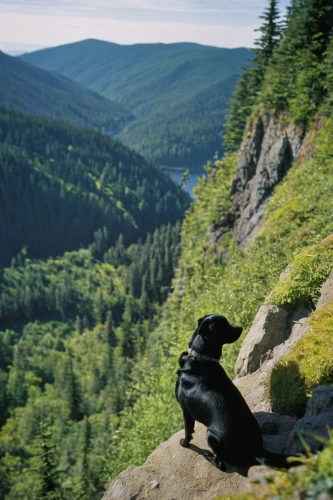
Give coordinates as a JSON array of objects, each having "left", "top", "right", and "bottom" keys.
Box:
[{"left": 255, "top": 448, "right": 302, "bottom": 469}]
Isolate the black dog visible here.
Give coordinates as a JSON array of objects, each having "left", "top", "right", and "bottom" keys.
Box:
[{"left": 175, "top": 314, "right": 298, "bottom": 471}]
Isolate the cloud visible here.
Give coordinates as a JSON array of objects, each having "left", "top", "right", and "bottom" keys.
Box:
[
  {"left": 0, "top": 0, "right": 290, "bottom": 50},
  {"left": 0, "top": 0, "right": 286, "bottom": 17},
  {"left": 0, "top": 10, "right": 257, "bottom": 48}
]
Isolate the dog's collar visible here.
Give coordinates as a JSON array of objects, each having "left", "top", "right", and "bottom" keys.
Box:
[{"left": 187, "top": 349, "right": 220, "bottom": 363}]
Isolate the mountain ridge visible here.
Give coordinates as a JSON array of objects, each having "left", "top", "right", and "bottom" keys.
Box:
[
  {"left": 0, "top": 50, "right": 133, "bottom": 133},
  {"left": 20, "top": 39, "right": 252, "bottom": 167}
]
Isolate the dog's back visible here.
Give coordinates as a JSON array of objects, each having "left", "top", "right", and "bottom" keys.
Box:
[{"left": 177, "top": 355, "right": 263, "bottom": 465}]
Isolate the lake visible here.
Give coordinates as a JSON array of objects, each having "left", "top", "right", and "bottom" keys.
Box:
[{"left": 163, "top": 167, "right": 205, "bottom": 197}]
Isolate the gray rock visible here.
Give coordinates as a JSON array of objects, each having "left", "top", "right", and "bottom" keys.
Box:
[
  {"left": 231, "top": 114, "right": 304, "bottom": 248},
  {"left": 235, "top": 305, "right": 289, "bottom": 377},
  {"left": 286, "top": 386, "right": 333, "bottom": 455},
  {"left": 316, "top": 270, "right": 333, "bottom": 310},
  {"left": 262, "top": 306, "right": 311, "bottom": 372}
]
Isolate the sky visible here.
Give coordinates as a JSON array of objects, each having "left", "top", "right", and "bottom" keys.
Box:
[{"left": 0, "top": 0, "right": 290, "bottom": 54}]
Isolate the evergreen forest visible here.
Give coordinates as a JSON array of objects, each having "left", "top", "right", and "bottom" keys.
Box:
[
  {"left": 0, "top": 107, "right": 189, "bottom": 267},
  {"left": 20, "top": 42, "right": 251, "bottom": 167},
  {"left": 0, "top": 51, "right": 133, "bottom": 133}
]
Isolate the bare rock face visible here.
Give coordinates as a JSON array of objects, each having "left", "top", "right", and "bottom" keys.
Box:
[
  {"left": 231, "top": 114, "right": 303, "bottom": 248},
  {"left": 235, "top": 305, "right": 290, "bottom": 378},
  {"left": 316, "top": 270, "right": 333, "bottom": 309},
  {"left": 235, "top": 305, "right": 311, "bottom": 378}
]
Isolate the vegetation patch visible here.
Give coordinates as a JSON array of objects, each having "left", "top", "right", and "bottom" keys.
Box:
[
  {"left": 267, "top": 235, "right": 333, "bottom": 307},
  {"left": 270, "top": 302, "right": 333, "bottom": 416}
]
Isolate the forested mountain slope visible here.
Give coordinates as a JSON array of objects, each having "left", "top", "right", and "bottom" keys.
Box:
[
  {"left": 0, "top": 108, "right": 190, "bottom": 267},
  {"left": 0, "top": 221, "right": 183, "bottom": 499},
  {"left": 0, "top": 51, "right": 133, "bottom": 133},
  {"left": 20, "top": 41, "right": 251, "bottom": 167}
]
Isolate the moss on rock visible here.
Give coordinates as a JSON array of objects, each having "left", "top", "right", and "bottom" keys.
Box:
[{"left": 270, "top": 302, "right": 333, "bottom": 417}]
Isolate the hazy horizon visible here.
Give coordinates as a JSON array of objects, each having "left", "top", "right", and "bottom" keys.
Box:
[{"left": 0, "top": 0, "right": 289, "bottom": 54}]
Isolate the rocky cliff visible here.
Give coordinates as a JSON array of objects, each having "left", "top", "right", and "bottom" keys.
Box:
[{"left": 215, "top": 113, "right": 324, "bottom": 248}]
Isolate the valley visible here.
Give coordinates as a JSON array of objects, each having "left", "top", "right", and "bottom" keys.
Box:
[{"left": 20, "top": 40, "right": 251, "bottom": 168}]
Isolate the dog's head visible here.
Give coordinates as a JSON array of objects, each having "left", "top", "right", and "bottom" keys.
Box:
[{"left": 188, "top": 314, "right": 243, "bottom": 358}]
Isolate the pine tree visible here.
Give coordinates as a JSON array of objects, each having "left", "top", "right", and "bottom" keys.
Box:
[
  {"left": 32, "top": 421, "right": 60, "bottom": 500},
  {"left": 64, "top": 350, "right": 83, "bottom": 421},
  {"left": 254, "top": 0, "right": 282, "bottom": 68},
  {"left": 73, "top": 418, "right": 92, "bottom": 500},
  {"left": 224, "top": 0, "right": 282, "bottom": 151}
]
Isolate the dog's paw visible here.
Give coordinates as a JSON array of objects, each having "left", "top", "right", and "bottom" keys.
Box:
[
  {"left": 203, "top": 453, "right": 226, "bottom": 471},
  {"left": 180, "top": 438, "right": 190, "bottom": 448}
]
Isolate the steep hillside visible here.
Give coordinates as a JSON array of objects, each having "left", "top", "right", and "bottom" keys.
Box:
[
  {"left": 0, "top": 51, "right": 133, "bottom": 133},
  {"left": 0, "top": 108, "right": 190, "bottom": 267},
  {"left": 100, "top": 121, "right": 333, "bottom": 481},
  {"left": 96, "top": 0, "right": 333, "bottom": 496},
  {"left": 20, "top": 40, "right": 251, "bottom": 167}
]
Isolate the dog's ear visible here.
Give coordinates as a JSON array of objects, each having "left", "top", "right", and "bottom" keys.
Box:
[{"left": 197, "top": 318, "right": 216, "bottom": 343}]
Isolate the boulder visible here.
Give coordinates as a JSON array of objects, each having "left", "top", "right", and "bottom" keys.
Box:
[
  {"left": 286, "top": 386, "right": 333, "bottom": 455},
  {"left": 235, "top": 305, "right": 289, "bottom": 377},
  {"left": 235, "top": 304, "right": 312, "bottom": 378}
]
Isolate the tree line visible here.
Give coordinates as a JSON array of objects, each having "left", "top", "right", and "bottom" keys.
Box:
[{"left": 225, "top": 0, "right": 333, "bottom": 151}]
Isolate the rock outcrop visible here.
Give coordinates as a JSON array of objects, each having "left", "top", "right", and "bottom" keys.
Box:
[
  {"left": 231, "top": 114, "right": 304, "bottom": 248},
  {"left": 287, "top": 385, "right": 333, "bottom": 455},
  {"left": 235, "top": 305, "right": 311, "bottom": 378},
  {"left": 102, "top": 415, "right": 297, "bottom": 500},
  {"left": 214, "top": 113, "right": 307, "bottom": 248}
]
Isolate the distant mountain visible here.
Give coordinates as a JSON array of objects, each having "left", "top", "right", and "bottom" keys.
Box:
[
  {"left": 21, "top": 40, "right": 252, "bottom": 167},
  {"left": 0, "top": 108, "right": 190, "bottom": 267},
  {"left": 0, "top": 50, "right": 133, "bottom": 133}
]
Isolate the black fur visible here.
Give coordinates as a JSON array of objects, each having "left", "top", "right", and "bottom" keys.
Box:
[{"left": 175, "top": 314, "right": 299, "bottom": 470}]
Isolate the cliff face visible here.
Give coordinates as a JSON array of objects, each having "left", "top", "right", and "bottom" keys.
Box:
[{"left": 217, "top": 114, "right": 305, "bottom": 248}]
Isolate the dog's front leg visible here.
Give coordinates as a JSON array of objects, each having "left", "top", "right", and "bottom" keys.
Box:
[{"left": 180, "top": 407, "right": 195, "bottom": 448}]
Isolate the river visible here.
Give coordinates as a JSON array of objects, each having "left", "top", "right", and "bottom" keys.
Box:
[{"left": 163, "top": 167, "right": 205, "bottom": 197}]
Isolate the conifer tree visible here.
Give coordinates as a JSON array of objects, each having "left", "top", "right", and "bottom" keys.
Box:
[
  {"left": 64, "top": 350, "right": 83, "bottom": 421},
  {"left": 224, "top": 0, "right": 282, "bottom": 151},
  {"left": 73, "top": 418, "right": 92, "bottom": 500},
  {"left": 254, "top": 0, "right": 282, "bottom": 67},
  {"left": 33, "top": 421, "right": 60, "bottom": 500}
]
